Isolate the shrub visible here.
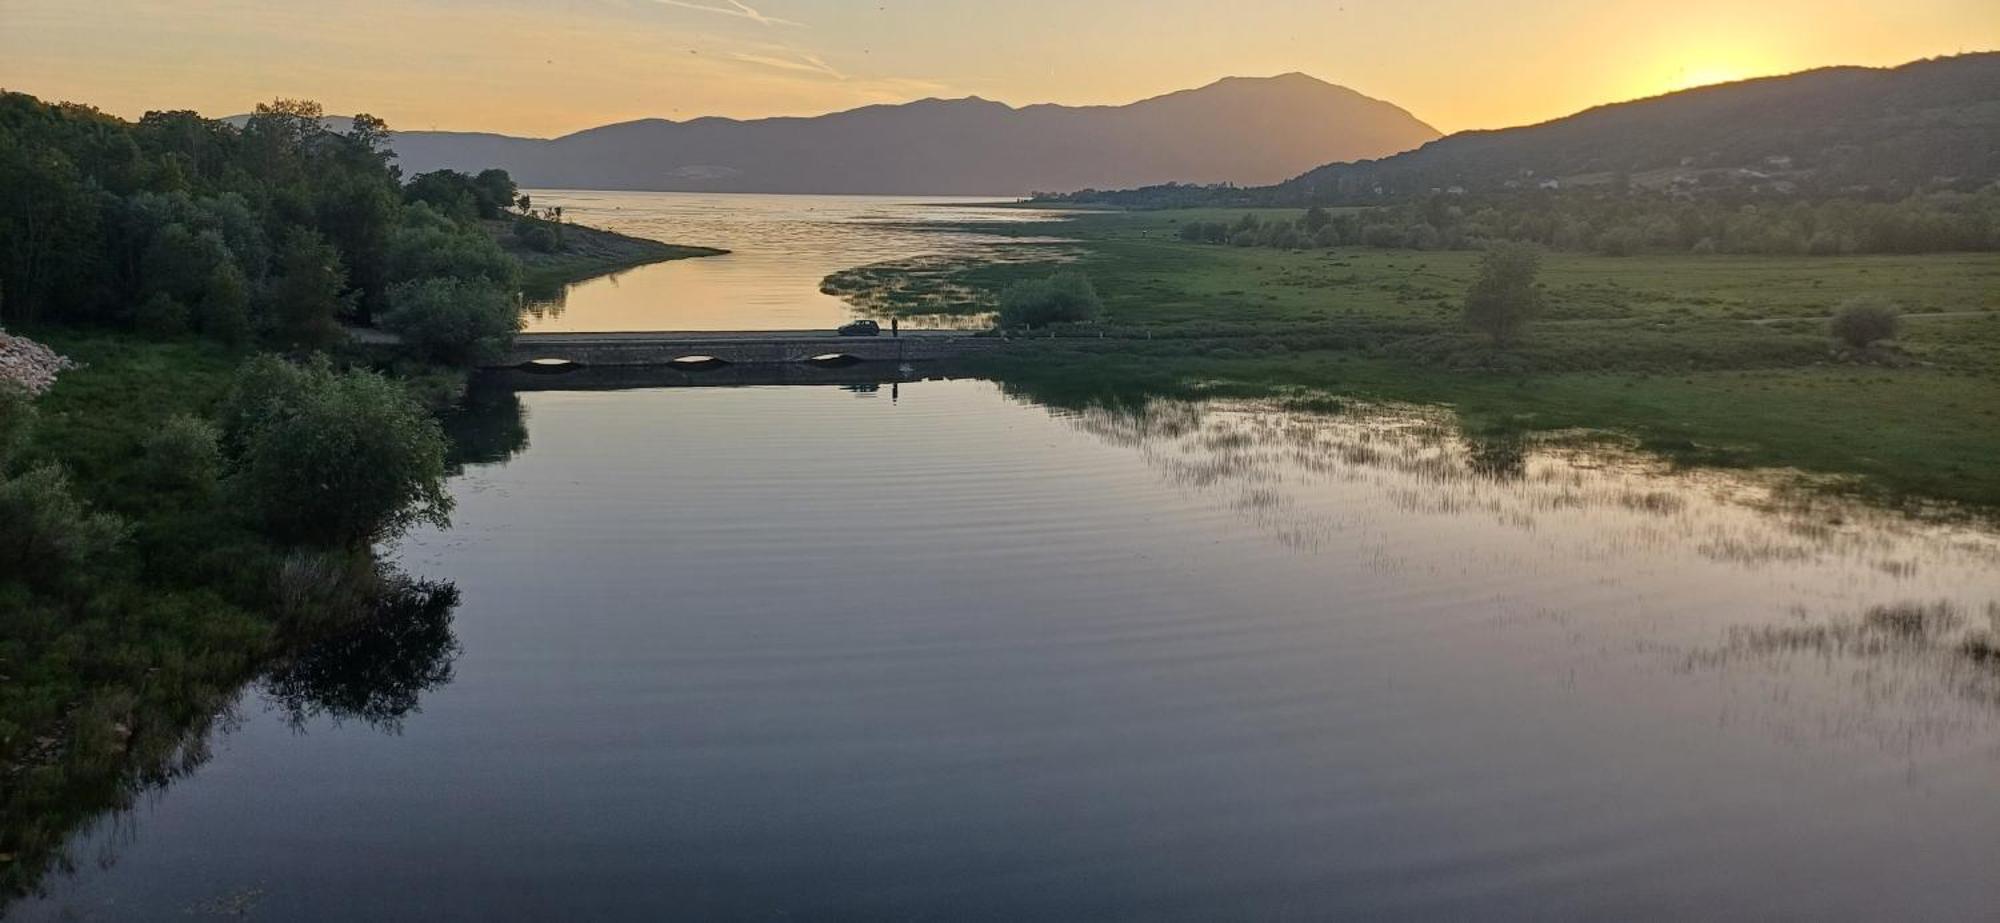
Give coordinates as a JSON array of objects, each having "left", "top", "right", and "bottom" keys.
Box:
[
  {"left": 997, "top": 271, "right": 1104, "bottom": 329},
  {"left": 513, "top": 217, "right": 562, "bottom": 253},
  {"left": 386, "top": 203, "right": 520, "bottom": 288},
  {"left": 0, "top": 464, "right": 130, "bottom": 591},
  {"left": 134, "top": 292, "right": 188, "bottom": 337},
  {"left": 1830, "top": 296, "right": 1901, "bottom": 348},
  {"left": 1463, "top": 241, "right": 1545, "bottom": 345},
  {"left": 0, "top": 385, "right": 31, "bottom": 470},
  {"left": 142, "top": 413, "right": 222, "bottom": 495},
  {"left": 219, "top": 356, "right": 453, "bottom": 547},
  {"left": 381, "top": 277, "right": 522, "bottom": 366}
]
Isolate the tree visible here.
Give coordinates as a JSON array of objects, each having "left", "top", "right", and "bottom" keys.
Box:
[
  {"left": 997, "top": 271, "right": 1103, "bottom": 329},
  {"left": 381, "top": 277, "right": 522, "bottom": 366},
  {"left": 1463, "top": 242, "right": 1544, "bottom": 345},
  {"left": 472, "top": 170, "right": 518, "bottom": 220},
  {"left": 263, "top": 228, "right": 349, "bottom": 351},
  {"left": 1830, "top": 296, "right": 1901, "bottom": 349},
  {"left": 219, "top": 356, "right": 452, "bottom": 548},
  {"left": 1303, "top": 205, "right": 1332, "bottom": 233}
]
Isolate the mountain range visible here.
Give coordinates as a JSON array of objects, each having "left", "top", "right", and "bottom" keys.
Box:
[
  {"left": 1278, "top": 52, "right": 2000, "bottom": 200},
  {"left": 379, "top": 74, "right": 1440, "bottom": 196},
  {"left": 1038, "top": 53, "right": 2000, "bottom": 207}
]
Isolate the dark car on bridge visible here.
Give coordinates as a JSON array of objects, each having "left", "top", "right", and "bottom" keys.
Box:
[{"left": 837, "top": 319, "right": 881, "bottom": 337}]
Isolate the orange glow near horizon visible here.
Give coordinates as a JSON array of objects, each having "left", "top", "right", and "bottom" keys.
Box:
[{"left": 1, "top": 1, "right": 1994, "bottom": 137}]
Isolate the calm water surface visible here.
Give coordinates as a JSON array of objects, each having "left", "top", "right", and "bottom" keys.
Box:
[
  {"left": 14, "top": 376, "right": 2000, "bottom": 920},
  {"left": 520, "top": 192, "right": 1066, "bottom": 332}
]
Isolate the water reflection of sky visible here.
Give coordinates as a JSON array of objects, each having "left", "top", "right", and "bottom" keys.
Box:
[
  {"left": 521, "top": 191, "right": 1071, "bottom": 332},
  {"left": 15, "top": 380, "right": 2000, "bottom": 921}
]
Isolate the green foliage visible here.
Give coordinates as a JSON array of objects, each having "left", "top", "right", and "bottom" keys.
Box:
[
  {"left": 998, "top": 271, "right": 1104, "bottom": 329},
  {"left": 405, "top": 168, "right": 519, "bottom": 222},
  {"left": 141, "top": 413, "right": 222, "bottom": 496},
  {"left": 1463, "top": 242, "right": 1545, "bottom": 345},
  {"left": 513, "top": 215, "right": 564, "bottom": 253},
  {"left": 263, "top": 228, "right": 349, "bottom": 351},
  {"left": 0, "top": 464, "right": 130, "bottom": 593},
  {"left": 196, "top": 261, "right": 252, "bottom": 345},
  {"left": 0, "top": 91, "right": 530, "bottom": 346},
  {"left": 386, "top": 203, "right": 520, "bottom": 288},
  {"left": 382, "top": 277, "right": 523, "bottom": 366},
  {"left": 1830, "top": 296, "right": 1902, "bottom": 348},
  {"left": 218, "top": 356, "right": 452, "bottom": 547},
  {"left": 0, "top": 386, "right": 30, "bottom": 468},
  {"left": 133, "top": 292, "right": 188, "bottom": 337}
]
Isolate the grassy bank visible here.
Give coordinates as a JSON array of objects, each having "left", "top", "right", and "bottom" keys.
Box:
[
  {"left": 0, "top": 331, "right": 464, "bottom": 902},
  {"left": 832, "top": 208, "right": 2000, "bottom": 508},
  {"left": 491, "top": 219, "right": 726, "bottom": 292}
]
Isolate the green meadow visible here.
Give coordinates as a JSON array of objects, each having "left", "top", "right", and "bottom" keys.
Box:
[{"left": 834, "top": 208, "right": 2000, "bottom": 508}]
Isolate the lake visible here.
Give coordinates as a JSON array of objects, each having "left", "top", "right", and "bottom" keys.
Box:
[
  {"left": 519, "top": 192, "right": 1068, "bottom": 333},
  {"left": 12, "top": 370, "right": 2000, "bottom": 920}
]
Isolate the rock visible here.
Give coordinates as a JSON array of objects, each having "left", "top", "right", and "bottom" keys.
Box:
[{"left": 0, "top": 328, "right": 78, "bottom": 396}]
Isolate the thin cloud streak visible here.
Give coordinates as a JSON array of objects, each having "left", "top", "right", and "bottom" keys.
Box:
[
  {"left": 647, "top": 0, "right": 802, "bottom": 27},
  {"left": 732, "top": 51, "right": 844, "bottom": 79}
]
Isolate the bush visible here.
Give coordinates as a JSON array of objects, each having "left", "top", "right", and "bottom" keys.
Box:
[
  {"left": 142, "top": 413, "right": 222, "bottom": 495},
  {"left": 1463, "top": 242, "right": 1544, "bottom": 345},
  {"left": 0, "top": 464, "right": 130, "bottom": 591},
  {"left": 1830, "top": 296, "right": 1901, "bottom": 348},
  {"left": 134, "top": 292, "right": 188, "bottom": 337},
  {"left": 997, "top": 271, "right": 1104, "bottom": 329},
  {"left": 381, "top": 277, "right": 522, "bottom": 366},
  {"left": 513, "top": 217, "right": 562, "bottom": 253},
  {"left": 386, "top": 203, "right": 520, "bottom": 288},
  {"left": 0, "top": 385, "right": 31, "bottom": 470},
  {"left": 219, "top": 356, "right": 452, "bottom": 547}
]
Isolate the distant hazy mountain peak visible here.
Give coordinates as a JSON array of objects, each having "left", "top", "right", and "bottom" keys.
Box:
[{"left": 384, "top": 76, "right": 1441, "bottom": 195}]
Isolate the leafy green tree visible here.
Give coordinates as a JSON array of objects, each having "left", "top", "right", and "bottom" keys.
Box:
[
  {"left": 1463, "top": 242, "right": 1544, "bottom": 345},
  {"left": 197, "top": 261, "right": 252, "bottom": 345},
  {"left": 997, "top": 271, "right": 1104, "bottom": 329},
  {"left": 473, "top": 170, "right": 519, "bottom": 220},
  {"left": 403, "top": 171, "right": 482, "bottom": 223},
  {"left": 382, "top": 277, "right": 522, "bottom": 366},
  {"left": 263, "top": 228, "right": 349, "bottom": 351},
  {"left": 1303, "top": 205, "right": 1332, "bottom": 233},
  {"left": 386, "top": 203, "right": 519, "bottom": 288},
  {"left": 219, "top": 356, "right": 452, "bottom": 548}
]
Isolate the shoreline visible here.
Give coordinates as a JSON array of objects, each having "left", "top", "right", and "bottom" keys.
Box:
[{"left": 488, "top": 219, "right": 728, "bottom": 292}]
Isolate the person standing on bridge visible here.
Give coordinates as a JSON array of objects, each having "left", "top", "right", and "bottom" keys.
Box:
[{"left": 891, "top": 317, "right": 899, "bottom": 338}]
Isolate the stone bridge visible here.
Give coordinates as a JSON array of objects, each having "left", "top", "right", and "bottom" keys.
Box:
[{"left": 485, "top": 330, "right": 1000, "bottom": 369}]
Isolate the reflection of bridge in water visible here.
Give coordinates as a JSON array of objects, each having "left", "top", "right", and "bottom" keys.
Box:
[
  {"left": 483, "top": 359, "right": 973, "bottom": 393},
  {"left": 487, "top": 330, "right": 999, "bottom": 370}
]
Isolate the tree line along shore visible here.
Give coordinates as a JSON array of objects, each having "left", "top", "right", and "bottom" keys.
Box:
[{"left": 0, "top": 92, "right": 712, "bottom": 900}]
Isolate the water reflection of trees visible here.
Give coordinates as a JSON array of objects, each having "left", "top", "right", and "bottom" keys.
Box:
[
  {"left": 443, "top": 377, "right": 531, "bottom": 470},
  {"left": 1, "top": 574, "right": 462, "bottom": 910},
  {"left": 263, "top": 577, "right": 463, "bottom": 732}
]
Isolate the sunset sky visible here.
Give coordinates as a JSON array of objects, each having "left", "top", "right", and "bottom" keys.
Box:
[{"left": 3, "top": 0, "right": 1994, "bottom": 137}]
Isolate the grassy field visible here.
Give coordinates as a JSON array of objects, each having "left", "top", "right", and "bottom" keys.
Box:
[{"left": 832, "top": 208, "right": 2000, "bottom": 508}]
